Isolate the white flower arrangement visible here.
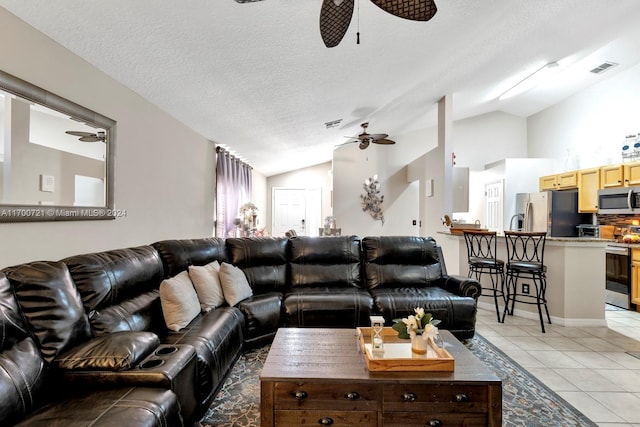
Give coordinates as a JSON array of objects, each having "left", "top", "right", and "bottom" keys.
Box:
[{"left": 392, "top": 307, "right": 441, "bottom": 341}]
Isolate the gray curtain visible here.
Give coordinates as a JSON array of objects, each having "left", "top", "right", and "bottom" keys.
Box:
[{"left": 215, "top": 147, "right": 252, "bottom": 237}]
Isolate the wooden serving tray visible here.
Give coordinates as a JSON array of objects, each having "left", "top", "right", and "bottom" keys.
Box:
[{"left": 356, "top": 327, "right": 454, "bottom": 372}]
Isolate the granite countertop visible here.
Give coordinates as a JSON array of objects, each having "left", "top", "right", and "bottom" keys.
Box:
[{"left": 437, "top": 231, "right": 614, "bottom": 244}]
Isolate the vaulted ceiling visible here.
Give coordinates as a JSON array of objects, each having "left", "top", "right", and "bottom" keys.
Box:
[{"left": 2, "top": 1, "right": 640, "bottom": 176}]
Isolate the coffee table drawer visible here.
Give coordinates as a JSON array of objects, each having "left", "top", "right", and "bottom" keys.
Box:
[
  {"left": 383, "top": 384, "right": 488, "bottom": 413},
  {"left": 383, "top": 411, "right": 487, "bottom": 426},
  {"left": 274, "top": 382, "right": 378, "bottom": 410},
  {"left": 276, "top": 409, "right": 377, "bottom": 426}
]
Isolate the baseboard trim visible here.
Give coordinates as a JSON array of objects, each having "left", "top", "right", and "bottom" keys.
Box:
[{"left": 477, "top": 302, "right": 607, "bottom": 328}]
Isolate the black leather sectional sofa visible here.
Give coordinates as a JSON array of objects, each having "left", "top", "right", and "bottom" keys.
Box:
[{"left": 0, "top": 235, "right": 480, "bottom": 426}]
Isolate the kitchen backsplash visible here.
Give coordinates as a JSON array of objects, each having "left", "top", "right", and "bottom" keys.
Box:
[{"left": 598, "top": 214, "right": 640, "bottom": 226}]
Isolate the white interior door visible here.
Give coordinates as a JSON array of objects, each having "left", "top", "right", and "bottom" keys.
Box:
[
  {"left": 272, "top": 188, "right": 321, "bottom": 237},
  {"left": 484, "top": 180, "right": 503, "bottom": 231}
]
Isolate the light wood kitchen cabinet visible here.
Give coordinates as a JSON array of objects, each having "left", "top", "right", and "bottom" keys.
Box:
[
  {"left": 600, "top": 164, "right": 625, "bottom": 188},
  {"left": 624, "top": 162, "right": 640, "bottom": 186},
  {"left": 556, "top": 171, "right": 578, "bottom": 189},
  {"left": 539, "top": 174, "right": 557, "bottom": 191},
  {"left": 539, "top": 171, "right": 578, "bottom": 191},
  {"left": 632, "top": 249, "right": 640, "bottom": 306},
  {"left": 577, "top": 167, "right": 600, "bottom": 213}
]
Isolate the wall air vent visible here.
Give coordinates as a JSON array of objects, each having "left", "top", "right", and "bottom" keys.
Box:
[{"left": 590, "top": 61, "right": 618, "bottom": 74}]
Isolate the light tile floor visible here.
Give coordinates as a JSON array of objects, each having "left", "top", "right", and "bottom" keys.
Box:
[{"left": 476, "top": 305, "right": 640, "bottom": 426}]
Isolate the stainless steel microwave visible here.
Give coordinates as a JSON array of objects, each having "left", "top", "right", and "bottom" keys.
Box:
[{"left": 598, "top": 186, "right": 640, "bottom": 214}]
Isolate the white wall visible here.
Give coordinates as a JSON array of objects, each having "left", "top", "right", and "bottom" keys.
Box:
[
  {"left": 453, "top": 111, "right": 528, "bottom": 171},
  {"left": 528, "top": 62, "right": 640, "bottom": 170},
  {"left": 0, "top": 8, "right": 219, "bottom": 267}
]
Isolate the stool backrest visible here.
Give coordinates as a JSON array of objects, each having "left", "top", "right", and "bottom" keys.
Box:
[
  {"left": 503, "top": 231, "right": 547, "bottom": 265},
  {"left": 463, "top": 230, "right": 499, "bottom": 262}
]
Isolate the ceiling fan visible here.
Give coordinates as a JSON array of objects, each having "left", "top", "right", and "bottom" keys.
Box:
[
  {"left": 65, "top": 130, "right": 106, "bottom": 142},
  {"left": 345, "top": 122, "right": 396, "bottom": 150},
  {"left": 234, "top": 0, "right": 437, "bottom": 48}
]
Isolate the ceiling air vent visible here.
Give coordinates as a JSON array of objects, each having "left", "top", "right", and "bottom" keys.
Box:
[
  {"left": 590, "top": 61, "right": 618, "bottom": 74},
  {"left": 325, "top": 119, "right": 342, "bottom": 129}
]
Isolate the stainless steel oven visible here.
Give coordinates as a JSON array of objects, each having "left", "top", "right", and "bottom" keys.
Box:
[{"left": 605, "top": 245, "right": 631, "bottom": 309}]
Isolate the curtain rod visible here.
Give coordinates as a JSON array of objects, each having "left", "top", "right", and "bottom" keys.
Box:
[{"left": 216, "top": 146, "right": 253, "bottom": 169}]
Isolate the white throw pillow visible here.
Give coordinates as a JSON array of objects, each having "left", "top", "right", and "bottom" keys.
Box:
[
  {"left": 159, "top": 270, "right": 200, "bottom": 331},
  {"left": 188, "top": 261, "right": 225, "bottom": 312},
  {"left": 218, "top": 262, "right": 253, "bottom": 306}
]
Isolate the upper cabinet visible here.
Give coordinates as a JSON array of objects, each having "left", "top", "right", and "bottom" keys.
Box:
[
  {"left": 599, "top": 162, "right": 640, "bottom": 188},
  {"left": 539, "top": 174, "right": 557, "bottom": 191},
  {"left": 600, "top": 164, "right": 625, "bottom": 188},
  {"left": 577, "top": 167, "right": 600, "bottom": 213},
  {"left": 539, "top": 161, "right": 640, "bottom": 214},
  {"left": 624, "top": 162, "right": 640, "bottom": 186},
  {"left": 539, "top": 171, "right": 578, "bottom": 191},
  {"left": 556, "top": 171, "right": 578, "bottom": 189}
]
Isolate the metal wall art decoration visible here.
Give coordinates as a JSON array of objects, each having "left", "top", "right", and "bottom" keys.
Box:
[{"left": 361, "top": 174, "right": 384, "bottom": 224}]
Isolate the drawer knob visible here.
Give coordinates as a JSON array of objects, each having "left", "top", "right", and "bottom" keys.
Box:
[
  {"left": 344, "top": 391, "right": 360, "bottom": 400},
  {"left": 402, "top": 392, "right": 417, "bottom": 402},
  {"left": 293, "top": 390, "right": 308, "bottom": 400},
  {"left": 427, "top": 419, "right": 443, "bottom": 427},
  {"left": 318, "top": 417, "right": 334, "bottom": 425},
  {"left": 453, "top": 393, "right": 468, "bottom": 402}
]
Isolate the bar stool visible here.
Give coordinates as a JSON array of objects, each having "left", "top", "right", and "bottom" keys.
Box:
[
  {"left": 503, "top": 231, "right": 550, "bottom": 333},
  {"left": 463, "top": 230, "right": 506, "bottom": 323}
]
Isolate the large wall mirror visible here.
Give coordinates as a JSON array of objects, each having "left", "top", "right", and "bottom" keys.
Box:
[{"left": 0, "top": 70, "right": 115, "bottom": 222}]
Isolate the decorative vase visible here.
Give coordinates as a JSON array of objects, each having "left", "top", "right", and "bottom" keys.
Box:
[{"left": 411, "top": 335, "right": 428, "bottom": 354}]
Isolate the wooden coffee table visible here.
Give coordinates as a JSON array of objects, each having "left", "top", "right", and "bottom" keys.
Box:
[{"left": 260, "top": 328, "right": 501, "bottom": 427}]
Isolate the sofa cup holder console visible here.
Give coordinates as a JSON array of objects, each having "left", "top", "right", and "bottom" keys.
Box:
[
  {"left": 139, "top": 358, "right": 165, "bottom": 370},
  {"left": 155, "top": 345, "right": 178, "bottom": 356},
  {"left": 138, "top": 345, "right": 181, "bottom": 370}
]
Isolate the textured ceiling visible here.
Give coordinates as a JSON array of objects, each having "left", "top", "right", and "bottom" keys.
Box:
[{"left": 2, "top": 1, "right": 640, "bottom": 176}]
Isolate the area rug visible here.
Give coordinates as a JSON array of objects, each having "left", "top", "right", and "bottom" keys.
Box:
[{"left": 195, "top": 334, "right": 597, "bottom": 427}]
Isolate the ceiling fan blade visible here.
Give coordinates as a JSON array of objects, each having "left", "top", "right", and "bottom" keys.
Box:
[
  {"left": 335, "top": 140, "right": 357, "bottom": 148},
  {"left": 368, "top": 133, "right": 389, "bottom": 140},
  {"left": 369, "top": 0, "right": 437, "bottom": 21},
  {"left": 359, "top": 140, "right": 370, "bottom": 150},
  {"left": 234, "top": 0, "right": 265, "bottom": 3},
  {"left": 66, "top": 130, "right": 94, "bottom": 137},
  {"left": 319, "top": 0, "right": 354, "bottom": 48},
  {"left": 78, "top": 135, "right": 100, "bottom": 142},
  {"left": 373, "top": 138, "right": 396, "bottom": 145}
]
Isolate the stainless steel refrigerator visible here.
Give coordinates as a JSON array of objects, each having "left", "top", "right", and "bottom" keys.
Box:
[{"left": 514, "top": 190, "right": 591, "bottom": 237}]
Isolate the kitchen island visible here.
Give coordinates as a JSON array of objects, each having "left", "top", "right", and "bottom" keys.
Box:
[{"left": 438, "top": 232, "right": 609, "bottom": 327}]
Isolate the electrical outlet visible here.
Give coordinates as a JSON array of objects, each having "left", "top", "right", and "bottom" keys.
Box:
[{"left": 522, "top": 283, "right": 530, "bottom": 294}]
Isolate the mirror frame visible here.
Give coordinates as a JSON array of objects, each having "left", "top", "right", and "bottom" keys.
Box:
[{"left": 0, "top": 69, "right": 116, "bottom": 222}]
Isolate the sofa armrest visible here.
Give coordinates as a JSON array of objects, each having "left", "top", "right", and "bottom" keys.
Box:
[
  {"left": 441, "top": 275, "right": 482, "bottom": 300},
  {"left": 58, "top": 344, "right": 198, "bottom": 422}
]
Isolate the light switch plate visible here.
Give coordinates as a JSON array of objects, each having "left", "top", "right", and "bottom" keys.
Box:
[{"left": 40, "top": 174, "right": 55, "bottom": 192}]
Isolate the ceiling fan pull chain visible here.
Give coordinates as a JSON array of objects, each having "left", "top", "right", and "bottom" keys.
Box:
[{"left": 357, "top": 0, "right": 360, "bottom": 44}]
